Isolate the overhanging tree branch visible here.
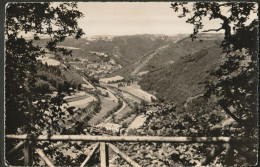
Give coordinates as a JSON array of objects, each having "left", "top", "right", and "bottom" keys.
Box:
[
  {"left": 218, "top": 100, "right": 243, "bottom": 124},
  {"left": 202, "top": 27, "right": 222, "bottom": 32}
]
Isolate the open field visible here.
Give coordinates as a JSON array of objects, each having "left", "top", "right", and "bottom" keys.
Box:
[
  {"left": 109, "top": 83, "right": 156, "bottom": 102},
  {"left": 99, "top": 75, "right": 124, "bottom": 83},
  {"left": 88, "top": 93, "right": 118, "bottom": 125},
  {"left": 37, "top": 55, "right": 64, "bottom": 67},
  {"left": 121, "top": 92, "right": 142, "bottom": 104},
  {"left": 120, "top": 114, "right": 137, "bottom": 126},
  {"left": 67, "top": 96, "right": 96, "bottom": 109},
  {"left": 127, "top": 114, "right": 147, "bottom": 130},
  {"left": 113, "top": 106, "right": 133, "bottom": 123},
  {"left": 62, "top": 91, "right": 97, "bottom": 109},
  {"left": 104, "top": 98, "right": 126, "bottom": 123},
  {"left": 64, "top": 91, "right": 90, "bottom": 102}
]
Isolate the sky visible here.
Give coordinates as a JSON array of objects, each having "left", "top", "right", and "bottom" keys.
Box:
[
  {"left": 17, "top": 2, "right": 257, "bottom": 38},
  {"left": 77, "top": 2, "right": 223, "bottom": 36}
]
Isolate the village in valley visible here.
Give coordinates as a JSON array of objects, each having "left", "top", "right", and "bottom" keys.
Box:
[
  {"left": 15, "top": 32, "right": 256, "bottom": 166},
  {"left": 37, "top": 44, "right": 162, "bottom": 136},
  {"left": 5, "top": 2, "right": 258, "bottom": 166}
]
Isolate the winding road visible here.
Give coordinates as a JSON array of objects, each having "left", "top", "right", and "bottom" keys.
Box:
[
  {"left": 79, "top": 77, "right": 128, "bottom": 125},
  {"left": 103, "top": 87, "right": 127, "bottom": 123}
]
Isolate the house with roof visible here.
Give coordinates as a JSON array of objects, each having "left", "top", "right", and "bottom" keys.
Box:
[{"left": 96, "top": 123, "right": 122, "bottom": 132}]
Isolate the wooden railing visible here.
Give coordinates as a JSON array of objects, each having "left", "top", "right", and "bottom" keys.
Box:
[{"left": 5, "top": 135, "right": 256, "bottom": 166}]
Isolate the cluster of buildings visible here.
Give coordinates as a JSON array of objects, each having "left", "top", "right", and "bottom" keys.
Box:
[
  {"left": 96, "top": 122, "right": 122, "bottom": 133},
  {"left": 84, "top": 61, "right": 121, "bottom": 78},
  {"left": 67, "top": 52, "right": 122, "bottom": 78}
]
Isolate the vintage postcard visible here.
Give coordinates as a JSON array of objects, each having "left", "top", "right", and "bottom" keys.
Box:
[{"left": 3, "top": 2, "right": 259, "bottom": 166}]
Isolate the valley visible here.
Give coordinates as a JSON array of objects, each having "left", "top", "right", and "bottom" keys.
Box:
[
  {"left": 28, "top": 33, "right": 248, "bottom": 166},
  {"left": 35, "top": 33, "right": 228, "bottom": 134},
  {"left": 5, "top": 2, "right": 258, "bottom": 166}
]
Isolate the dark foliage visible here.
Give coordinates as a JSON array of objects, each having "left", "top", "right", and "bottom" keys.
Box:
[
  {"left": 5, "top": 3, "right": 85, "bottom": 165},
  {"left": 5, "top": 2, "right": 84, "bottom": 134},
  {"left": 171, "top": 2, "right": 258, "bottom": 134}
]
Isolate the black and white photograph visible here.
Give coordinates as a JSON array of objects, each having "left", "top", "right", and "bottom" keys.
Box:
[{"left": 3, "top": 1, "right": 259, "bottom": 166}]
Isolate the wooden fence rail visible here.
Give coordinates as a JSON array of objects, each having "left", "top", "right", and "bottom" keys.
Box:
[
  {"left": 5, "top": 135, "right": 257, "bottom": 166},
  {"left": 6, "top": 135, "right": 255, "bottom": 143}
]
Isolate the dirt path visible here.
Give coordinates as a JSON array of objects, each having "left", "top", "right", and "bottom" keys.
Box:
[
  {"left": 130, "top": 44, "right": 169, "bottom": 76},
  {"left": 82, "top": 76, "right": 95, "bottom": 89}
]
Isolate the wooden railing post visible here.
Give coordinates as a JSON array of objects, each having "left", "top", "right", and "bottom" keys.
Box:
[
  {"left": 7, "top": 141, "right": 25, "bottom": 157},
  {"left": 80, "top": 142, "right": 100, "bottom": 167},
  {"left": 36, "top": 149, "right": 55, "bottom": 167},
  {"left": 225, "top": 143, "right": 234, "bottom": 166},
  {"left": 24, "top": 140, "right": 32, "bottom": 166},
  {"left": 100, "top": 142, "right": 109, "bottom": 167},
  {"left": 198, "top": 144, "right": 226, "bottom": 166}
]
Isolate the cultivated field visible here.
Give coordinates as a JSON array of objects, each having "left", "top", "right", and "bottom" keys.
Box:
[
  {"left": 127, "top": 114, "right": 147, "bottom": 130},
  {"left": 112, "top": 83, "right": 156, "bottom": 102},
  {"left": 37, "top": 54, "right": 64, "bottom": 66},
  {"left": 88, "top": 88, "right": 118, "bottom": 125}
]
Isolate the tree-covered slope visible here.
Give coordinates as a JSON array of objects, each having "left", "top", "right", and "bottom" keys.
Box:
[
  {"left": 35, "top": 62, "right": 85, "bottom": 94},
  {"left": 139, "top": 37, "right": 224, "bottom": 105},
  {"left": 34, "top": 35, "right": 168, "bottom": 66}
]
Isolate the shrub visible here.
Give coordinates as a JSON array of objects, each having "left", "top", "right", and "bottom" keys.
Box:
[{"left": 35, "top": 80, "right": 52, "bottom": 94}]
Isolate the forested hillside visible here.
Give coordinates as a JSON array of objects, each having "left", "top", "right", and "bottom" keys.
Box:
[
  {"left": 35, "top": 62, "right": 84, "bottom": 94},
  {"left": 34, "top": 35, "right": 168, "bottom": 66},
  {"left": 139, "top": 35, "right": 224, "bottom": 105}
]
